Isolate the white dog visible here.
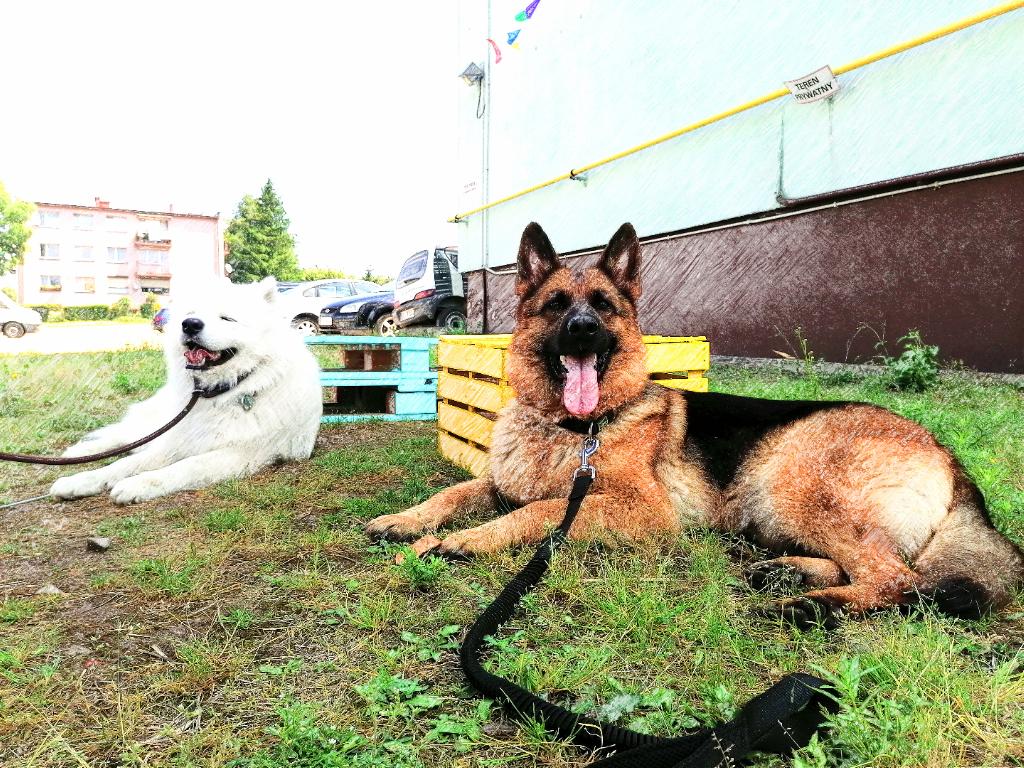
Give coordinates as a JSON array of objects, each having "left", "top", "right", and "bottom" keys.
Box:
[{"left": 51, "top": 277, "right": 322, "bottom": 505}]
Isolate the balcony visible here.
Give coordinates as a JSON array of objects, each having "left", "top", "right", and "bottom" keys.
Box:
[
  {"left": 135, "top": 233, "right": 172, "bottom": 249},
  {"left": 136, "top": 263, "right": 170, "bottom": 278}
]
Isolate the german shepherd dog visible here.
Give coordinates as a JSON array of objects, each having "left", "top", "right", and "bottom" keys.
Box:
[{"left": 367, "top": 223, "right": 1023, "bottom": 622}]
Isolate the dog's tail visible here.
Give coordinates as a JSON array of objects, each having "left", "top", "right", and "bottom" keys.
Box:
[{"left": 912, "top": 481, "right": 1024, "bottom": 618}]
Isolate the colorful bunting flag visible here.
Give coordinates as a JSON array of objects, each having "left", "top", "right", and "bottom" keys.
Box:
[
  {"left": 486, "top": 38, "right": 502, "bottom": 63},
  {"left": 524, "top": 0, "right": 541, "bottom": 19},
  {"left": 507, "top": 29, "right": 521, "bottom": 45}
]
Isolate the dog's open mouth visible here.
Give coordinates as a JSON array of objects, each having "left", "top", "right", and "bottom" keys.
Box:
[
  {"left": 548, "top": 350, "right": 612, "bottom": 417},
  {"left": 183, "top": 341, "right": 236, "bottom": 370}
]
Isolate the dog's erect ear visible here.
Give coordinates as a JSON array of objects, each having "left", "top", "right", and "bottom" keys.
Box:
[
  {"left": 255, "top": 276, "right": 278, "bottom": 303},
  {"left": 516, "top": 222, "right": 560, "bottom": 297},
  {"left": 598, "top": 223, "right": 642, "bottom": 304}
]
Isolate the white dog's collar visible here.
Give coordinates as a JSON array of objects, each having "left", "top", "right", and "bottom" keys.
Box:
[{"left": 192, "top": 370, "right": 254, "bottom": 400}]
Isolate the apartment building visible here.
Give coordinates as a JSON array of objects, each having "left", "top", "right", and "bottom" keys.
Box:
[{"left": 10, "top": 198, "right": 222, "bottom": 306}]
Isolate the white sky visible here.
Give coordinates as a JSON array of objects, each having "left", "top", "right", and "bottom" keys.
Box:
[{"left": 1, "top": 0, "right": 460, "bottom": 278}]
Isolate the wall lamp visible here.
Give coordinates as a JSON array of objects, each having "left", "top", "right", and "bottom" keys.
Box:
[{"left": 459, "top": 62, "right": 485, "bottom": 86}]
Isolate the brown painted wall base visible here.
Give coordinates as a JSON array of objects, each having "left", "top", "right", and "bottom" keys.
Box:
[{"left": 467, "top": 170, "right": 1024, "bottom": 373}]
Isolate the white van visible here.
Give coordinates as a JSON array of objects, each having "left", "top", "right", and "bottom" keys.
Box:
[
  {"left": 392, "top": 247, "right": 466, "bottom": 332},
  {"left": 0, "top": 293, "right": 43, "bottom": 338}
]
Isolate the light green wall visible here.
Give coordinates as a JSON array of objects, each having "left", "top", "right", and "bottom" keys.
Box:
[{"left": 456, "top": 1, "right": 1024, "bottom": 270}]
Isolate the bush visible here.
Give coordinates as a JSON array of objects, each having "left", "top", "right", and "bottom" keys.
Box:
[
  {"left": 882, "top": 330, "right": 939, "bottom": 392},
  {"left": 29, "top": 304, "right": 63, "bottom": 322},
  {"left": 109, "top": 297, "right": 133, "bottom": 318},
  {"left": 1, "top": 287, "right": 16, "bottom": 301},
  {"left": 139, "top": 293, "right": 160, "bottom": 318},
  {"left": 64, "top": 304, "right": 114, "bottom": 321}
]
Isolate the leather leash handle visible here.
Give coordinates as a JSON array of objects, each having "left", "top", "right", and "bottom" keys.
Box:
[{"left": 0, "top": 392, "right": 201, "bottom": 465}]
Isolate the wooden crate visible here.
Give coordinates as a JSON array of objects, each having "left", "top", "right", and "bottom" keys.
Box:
[
  {"left": 437, "top": 334, "right": 709, "bottom": 475},
  {"left": 306, "top": 336, "right": 439, "bottom": 423}
]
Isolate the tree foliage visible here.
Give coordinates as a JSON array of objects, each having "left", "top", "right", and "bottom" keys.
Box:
[
  {"left": 296, "top": 267, "right": 353, "bottom": 281},
  {"left": 224, "top": 179, "right": 300, "bottom": 283},
  {"left": 362, "top": 267, "right": 392, "bottom": 285},
  {"left": 0, "top": 182, "right": 34, "bottom": 276}
]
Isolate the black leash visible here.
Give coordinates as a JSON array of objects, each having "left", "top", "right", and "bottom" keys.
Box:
[
  {"left": 0, "top": 375, "right": 246, "bottom": 466},
  {"left": 459, "top": 424, "right": 836, "bottom": 767}
]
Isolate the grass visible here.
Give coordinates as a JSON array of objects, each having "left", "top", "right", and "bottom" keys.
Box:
[
  {"left": 0, "top": 349, "right": 1021, "bottom": 766},
  {"left": 0, "top": 348, "right": 165, "bottom": 503}
]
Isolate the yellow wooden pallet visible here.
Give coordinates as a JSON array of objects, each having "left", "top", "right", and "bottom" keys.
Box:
[{"left": 437, "top": 334, "right": 709, "bottom": 476}]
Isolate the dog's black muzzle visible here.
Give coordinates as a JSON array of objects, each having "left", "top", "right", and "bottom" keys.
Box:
[
  {"left": 557, "top": 308, "right": 610, "bottom": 357},
  {"left": 544, "top": 307, "right": 616, "bottom": 382}
]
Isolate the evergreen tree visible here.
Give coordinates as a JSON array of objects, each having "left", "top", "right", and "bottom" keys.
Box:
[
  {"left": 224, "top": 179, "right": 300, "bottom": 283},
  {"left": 0, "top": 182, "right": 34, "bottom": 276}
]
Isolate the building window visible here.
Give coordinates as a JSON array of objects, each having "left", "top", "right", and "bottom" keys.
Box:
[
  {"left": 139, "top": 249, "right": 168, "bottom": 266},
  {"left": 72, "top": 213, "right": 95, "bottom": 230},
  {"left": 75, "top": 276, "right": 96, "bottom": 293},
  {"left": 107, "top": 277, "right": 130, "bottom": 295},
  {"left": 141, "top": 280, "right": 170, "bottom": 295},
  {"left": 38, "top": 210, "right": 61, "bottom": 228},
  {"left": 39, "top": 243, "right": 60, "bottom": 260},
  {"left": 107, "top": 247, "right": 128, "bottom": 263},
  {"left": 40, "top": 275, "right": 62, "bottom": 292},
  {"left": 106, "top": 215, "right": 129, "bottom": 232},
  {"left": 74, "top": 246, "right": 94, "bottom": 261},
  {"left": 138, "top": 218, "right": 170, "bottom": 242}
]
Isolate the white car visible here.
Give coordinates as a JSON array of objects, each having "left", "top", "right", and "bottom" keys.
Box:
[
  {"left": 0, "top": 293, "right": 43, "bottom": 338},
  {"left": 276, "top": 279, "right": 388, "bottom": 335}
]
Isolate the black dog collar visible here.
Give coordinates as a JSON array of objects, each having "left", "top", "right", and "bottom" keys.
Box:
[
  {"left": 557, "top": 411, "right": 616, "bottom": 435},
  {"left": 193, "top": 370, "right": 254, "bottom": 399}
]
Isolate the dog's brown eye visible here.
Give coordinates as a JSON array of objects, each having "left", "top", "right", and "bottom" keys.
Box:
[
  {"left": 541, "top": 293, "right": 569, "bottom": 313},
  {"left": 590, "top": 292, "right": 615, "bottom": 313}
]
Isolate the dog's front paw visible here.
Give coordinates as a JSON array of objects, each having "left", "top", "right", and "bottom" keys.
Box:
[
  {"left": 426, "top": 526, "right": 502, "bottom": 559},
  {"left": 109, "top": 476, "right": 164, "bottom": 505},
  {"left": 50, "top": 472, "right": 106, "bottom": 500},
  {"left": 366, "top": 512, "right": 429, "bottom": 542}
]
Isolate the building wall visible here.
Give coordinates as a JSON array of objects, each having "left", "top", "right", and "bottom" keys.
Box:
[
  {"left": 455, "top": 1, "right": 1024, "bottom": 269},
  {"left": 15, "top": 202, "right": 222, "bottom": 307},
  {"left": 468, "top": 170, "right": 1024, "bottom": 372}
]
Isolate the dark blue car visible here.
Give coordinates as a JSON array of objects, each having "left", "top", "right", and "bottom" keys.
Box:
[{"left": 318, "top": 285, "right": 396, "bottom": 336}]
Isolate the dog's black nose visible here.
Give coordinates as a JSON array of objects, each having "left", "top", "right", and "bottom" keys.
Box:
[
  {"left": 567, "top": 314, "right": 599, "bottom": 338},
  {"left": 182, "top": 317, "right": 204, "bottom": 336}
]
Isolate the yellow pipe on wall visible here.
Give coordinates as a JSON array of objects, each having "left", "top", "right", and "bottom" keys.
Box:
[{"left": 450, "top": 0, "right": 1024, "bottom": 223}]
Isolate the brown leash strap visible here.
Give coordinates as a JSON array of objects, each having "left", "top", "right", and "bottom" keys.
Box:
[{"left": 0, "top": 392, "right": 201, "bottom": 465}]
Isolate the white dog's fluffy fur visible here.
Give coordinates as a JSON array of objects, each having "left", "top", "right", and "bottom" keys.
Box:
[{"left": 50, "top": 277, "right": 322, "bottom": 505}]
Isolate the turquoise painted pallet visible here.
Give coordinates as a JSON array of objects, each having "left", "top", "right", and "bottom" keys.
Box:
[{"left": 305, "top": 336, "right": 439, "bottom": 423}]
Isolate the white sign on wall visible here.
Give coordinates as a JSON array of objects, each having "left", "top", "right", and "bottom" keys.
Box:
[{"left": 784, "top": 65, "right": 840, "bottom": 104}]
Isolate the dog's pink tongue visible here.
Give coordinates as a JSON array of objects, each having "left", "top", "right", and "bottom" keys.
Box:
[
  {"left": 184, "top": 348, "right": 217, "bottom": 366},
  {"left": 562, "top": 354, "right": 600, "bottom": 417}
]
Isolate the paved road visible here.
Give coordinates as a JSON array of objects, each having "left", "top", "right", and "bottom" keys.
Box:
[{"left": 0, "top": 322, "right": 163, "bottom": 355}]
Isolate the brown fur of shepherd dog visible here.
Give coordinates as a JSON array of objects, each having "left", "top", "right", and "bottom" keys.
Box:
[{"left": 367, "top": 222, "right": 1024, "bottom": 623}]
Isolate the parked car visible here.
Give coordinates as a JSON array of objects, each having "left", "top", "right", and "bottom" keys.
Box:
[
  {"left": 318, "top": 283, "right": 396, "bottom": 335},
  {"left": 277, "top": 279, "right": 389, "bottom": 335},
  {"left": 0, "top": 293, "right": 43, "bottom": 339},
  {"left": 152, "top": 307, "right": 171, "bottom": 332},
  {"left": 393, "top": 247, "right": 466, "bottom": 333}
]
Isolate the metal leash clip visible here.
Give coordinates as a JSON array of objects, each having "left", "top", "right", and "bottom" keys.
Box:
[{"left": 574, "top": 425, "right": 600, "bottom": 479}]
